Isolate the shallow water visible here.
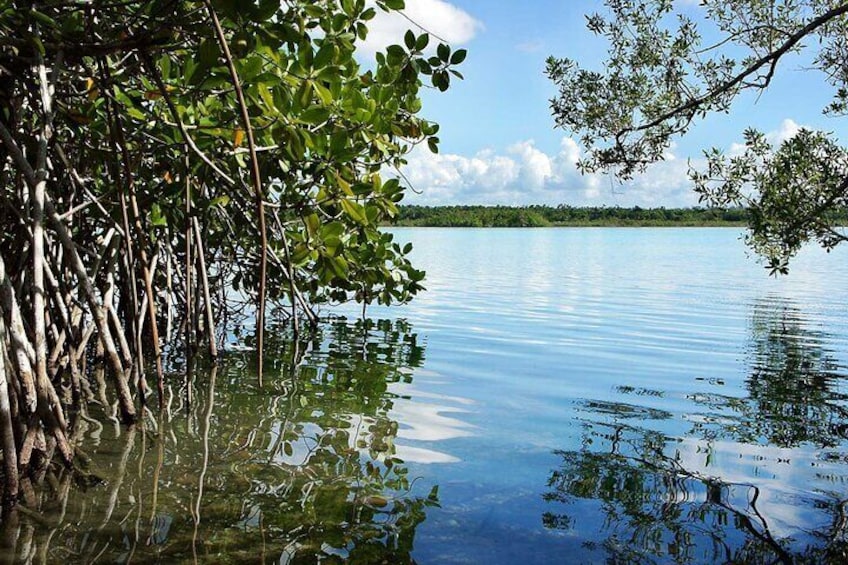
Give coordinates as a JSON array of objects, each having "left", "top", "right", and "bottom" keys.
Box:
[{"left": 6, "top": 228, "right": 848, "bottom": 564}]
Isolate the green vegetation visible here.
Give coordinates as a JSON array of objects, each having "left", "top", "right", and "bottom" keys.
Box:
[
  {"left": 547, "top": 0, "right": 848, "bottom": 273},
  {"left": 0, "top": 0, "right": 461, "bottom": 503},
  {"left": 392, "top": 205, "right": 751, "bottom": 227}
]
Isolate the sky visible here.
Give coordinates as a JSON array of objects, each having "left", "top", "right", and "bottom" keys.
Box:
[{"left": 358, "top": 0, "right": 846, "bottom": 208}]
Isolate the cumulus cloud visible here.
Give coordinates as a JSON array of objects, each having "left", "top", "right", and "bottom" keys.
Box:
[
  {"left": 393, "top": 118, "right": 813, "bottom": 207},
  {"left": 770, "top": 118, "right": 802, "bottom": 143},
  {"left": 360, "top": 0, "right": 482, "bottom": 54},
  {"left": 730, "top": 118, "right": 803, "bottom": 155},
  {"left": 396, "top": 137, "right": 700, "bottom": 207},
  {"left": 509, "top": 140, "right": 554, "bottom": 189}
]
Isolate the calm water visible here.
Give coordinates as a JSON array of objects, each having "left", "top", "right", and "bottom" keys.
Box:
[{"left": 6, "top": 228, "right": 848, "bottom": 564}]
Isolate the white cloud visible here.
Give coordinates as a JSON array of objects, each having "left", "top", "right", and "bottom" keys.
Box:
[
  {"left": 770, "top": 118, "right": 801, "bottom": 144},
  {"left": 361, "top": 0, "right": 482, "bottom": 54},
  {"left": 396, "top": 137, "right": 700, "bottom": 207},
  {"left": 730, "top": 118, "right": 803, "bottom": 155},
  {"left": 403, "top": 118, "right": 820, "bottom": 208},
  {"left": 509, "top": 140, "right": 553, "bottom": 189},
  {"left": 394, "top": 118, "right": 814, "bottom": 207}
]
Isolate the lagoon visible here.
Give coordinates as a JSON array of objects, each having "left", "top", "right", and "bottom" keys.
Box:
[
  {"left": 10, "top": 228, "right": 848, "bottom": 563},
  {"left": 368, "top": 227, "right": 848, "bottom": 563}
]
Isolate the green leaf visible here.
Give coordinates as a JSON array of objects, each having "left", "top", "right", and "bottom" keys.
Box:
[
  {"left": 320, "top": 221, "right": 345, "bottom": 240},
  {"left": 158, "top": 54, "right": 171, "bottom": 80},
  {"left": 450, "top": 49, "right": 467, "bottom": 65},
  {"left": 328, "top": 255, "right": 349, "bottom": 279},
  {"left": 314, "top": 43, "right": 335, "bottom": 69},
  {"left": 334, "top": 171, "right": 353, "bottom": 196},
  {"left": 415, "top": 33, "right": 430, "bottom": 51},
  {"left": 28, "top": 9, "right": 57, "bottom": 28},
  {"left": 304, "top": 4, "right": 324, "bottom": 17},
  {"left": 258, "top": 85, "right": 276, "bottom": 112},
  {"left": 30, "top": 34, "right": 45, "bottom": 56},
  {"left": 300, "top": 105, "right": 330, "bottom": 124},
  {"left": 365, "top": 204, "right": 381, "bottom": 224},
  {"left": 126, "top": 106, "right": 146, "bottom": 121},
  {"left": 313, "top": 82, "right": 334, "bottom": 106},
  {"left": 292, "top": 243, "right": 311, "bottom": 265},
  {"left": 386, "top": 44, "right": 406, "bottom": 67},
  {"left": 305, "top": 213, "right": 320, "bottom": 237},
  {"left": 296, "top": 80, "right": 313, "bottom": 110},
  {"left": 432, "top": 70, "right": 449, "bottom": 91},
  {"left": 150, "top": 203, "right": 167, "bottom": 227},
  {"left": 239, "top": 56, "right": 264, "bottom": 80},
  {"left": 340, "top": 199, "right": 368, "bottom": 224},
  {"left": 407, "top": 97, "right": 422, "bottom": 113},
  {"left": 210, "top": 195, "right": 231, "bottom": 208},
  {"left": 330, "top": 131, "right": 347, "bottom": 155},
  {"left": 437, "top": 43, "right": 450, "bottom": 62},
  {"left": 383, "top": 178, "right": 400, "bottom": 194},
  {"left": 255, "top": 0, "right": 278, "bottom": 21},
  {"left": 199, "top": 39, "right": 220, "bottom": 67},
  {"left": 356, "top": 21, "right": 369, "bottom": 40}
]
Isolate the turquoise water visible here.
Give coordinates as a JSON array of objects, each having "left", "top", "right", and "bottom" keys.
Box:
[{"left": 7, "top": 228, "right": 848, "bottom": 564}]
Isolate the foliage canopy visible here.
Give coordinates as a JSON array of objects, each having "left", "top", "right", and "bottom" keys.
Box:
[
  {"left": 547, "top": 0, "right": 848, "bottom": 273},
  {"left": 0, "top": 0, "right": 463, "bottom": 501}
]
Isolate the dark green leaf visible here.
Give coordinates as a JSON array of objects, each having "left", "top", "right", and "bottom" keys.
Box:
[
  {"left": 415, "top": 33, "right": 429, "bottom": 51},
  {"left": 450, "top": 48, "right": 467, "bottom": 65}
]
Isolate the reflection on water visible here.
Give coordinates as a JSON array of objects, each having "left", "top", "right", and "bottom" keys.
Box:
[
  {"left": 544, "top": 300, "right": 848, "bottom": 564},
  {"left": 706, "top": 299, "right": 848, "bottom": 448},
  {"left": 0, "top": 319, "right": 442, "bottom": 563}
]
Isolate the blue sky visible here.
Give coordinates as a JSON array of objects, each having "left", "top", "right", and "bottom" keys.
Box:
[{"left": 363, "top": 0, "right": 845, "bottom": 207}]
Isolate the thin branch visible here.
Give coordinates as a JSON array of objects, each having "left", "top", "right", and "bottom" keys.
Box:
[{"left": 205, "top": 0, "right": 294, "bottom": 385}]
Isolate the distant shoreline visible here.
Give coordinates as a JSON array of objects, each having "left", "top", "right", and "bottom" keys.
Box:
[{"left": 389, "top": 205, "right": 751, "bottom": 228}]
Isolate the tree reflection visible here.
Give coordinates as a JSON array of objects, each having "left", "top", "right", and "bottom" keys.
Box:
[
  {"left": 544, "top": 300, "right": 848, "bottom": 563},
  {"left": 0, "top": 318, "right": 437, "bottom": 563},
  {"left": 689, "top": 299, "right": 848, "bottom": 448},
  {"left": 545, "top": 424, "right": 848, "bottom": 563}
]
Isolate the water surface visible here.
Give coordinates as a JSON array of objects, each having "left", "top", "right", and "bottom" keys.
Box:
[
  {"left": 369, "top": 228, "right": 848, "bottom": 563},
  {"left": 7, "top": 228, "right": 848, "bottom": 564}
]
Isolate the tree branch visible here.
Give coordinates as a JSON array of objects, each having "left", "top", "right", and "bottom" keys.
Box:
[{"left": 623, "top": 3, "right": 848, "bottom": 137}]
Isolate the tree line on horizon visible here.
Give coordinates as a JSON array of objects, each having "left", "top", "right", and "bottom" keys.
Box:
[{"left": 393, "top": 204, "right": 764, "bottom": 227}]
